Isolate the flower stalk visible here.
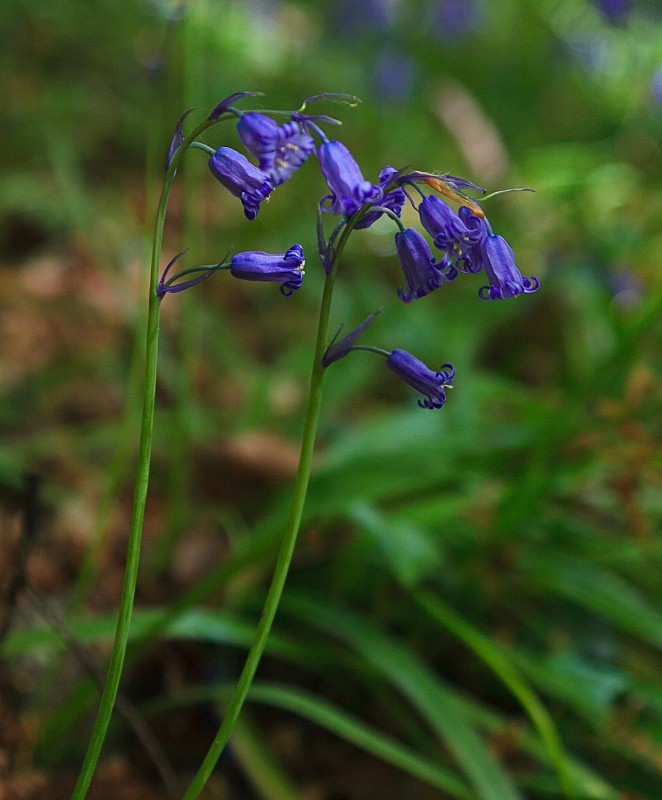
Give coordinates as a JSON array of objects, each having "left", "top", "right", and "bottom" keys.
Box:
[
  {"left": 69, "top": 112, "right": 230, "bottom": 800},
  {"left": 180, "top": 214, "right": 362, "bottom": 800}
]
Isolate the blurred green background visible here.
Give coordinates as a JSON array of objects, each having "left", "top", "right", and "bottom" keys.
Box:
[{"left": 1, "top": 0, "right": 661, "bottom": 798}]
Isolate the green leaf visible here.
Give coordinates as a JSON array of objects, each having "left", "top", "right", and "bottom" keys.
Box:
[
  {"left": 231, "top": 714, "right": 302, "bottom": 800},
  {"left": 415, "top": 591, "right": 574, "bottom": 798},
  {"left": 348, "top": 501, "right": 443, "bottom": 588},
  {"left": 520, "top": 551, "right": 662, "bottom": 649},
  {"left": 144, "top": 682, "right": 473, "bottom": 800},
  {"left": 281, "top": 594, "right": 524, "bottom": 800},
  {"left": 0, "top": 607, "right": 297, "bottom": 661}
]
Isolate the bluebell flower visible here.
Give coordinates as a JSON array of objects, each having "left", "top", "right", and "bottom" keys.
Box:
[
  {"left": 230, "top": 244, "right": 305, "bottom": 295},
  {"left": 237, "top": 112, "right": 280, "bottom": 162},
  {"left": 396, "top": 227, "right": 456, "bottom": 303},
  {"left": 418, "top": 196, "right": 486, "bottom": 270},
  {"left": 237, "top": 113, "right": 315, "bottom": 186},
  {"left": 354, "top": 166, "right": 407, "bottom": 230},
  {"left": 386, "top": 349, "right": 455, "bottom": 409},
  {"left": 318, "top": 140, "right": 382, "bottom": 216},
  {"left": 478, "top": 235, "right": 540, "bottom": 300},
  {"left": 208, "top": 147, "right": 273, "bottom": 220}
]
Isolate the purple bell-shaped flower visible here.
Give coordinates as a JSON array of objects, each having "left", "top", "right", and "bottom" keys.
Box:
[{"left": 208, "top": 147, "right": 273, "bottom": 220}]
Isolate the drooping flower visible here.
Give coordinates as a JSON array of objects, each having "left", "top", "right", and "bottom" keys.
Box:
[
  {"left": 230, "top": 244, "right": 305, "bottom": 295},
  {"left": 354, "top": 166, "right": 407, "bottom": 230},
  {"left": 478, "top": 235, "right": 540, "bottom": 300},
  {"left": 208, "top": 147, "right": 273, "bottom": 220},
  {"left": 237, "top": 113, "right": 315, "bottom": 186},
  {"left": 418, "top": 196, "right": 485, "bottom": 270},
  {"left": 318, "top": 140, "right": 382, "bottom": 216},
  {"left": 270, "top": 131, "right": 316, "bottom": 186},
  {"left": 321, "top": 309, "right": 382, "bottom": 367},
  {"left": 237, "top": 112, "right": 281, "bottom": 162},
  {"left": 386, "top": 349, "right": 455, "bottom": 409},
  {"left": 396, "top": 227, "right": 456, "bottom": 303}
]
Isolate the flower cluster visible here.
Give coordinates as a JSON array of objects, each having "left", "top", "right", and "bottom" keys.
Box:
[
  {"left": 315, "top": 143, "right": 539, "bottom": 408},
  {"left": 161, "top": 92, "right": 539, "bottom": 410}
]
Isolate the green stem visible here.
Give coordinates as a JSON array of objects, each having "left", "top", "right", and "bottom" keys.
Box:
[
  {"left": 189, "top": 140, "right": 216, "bottom": 156},
  {"left": 69, "top": 114, "right": 222, "bottom": 800},
  {"left": 181, "top": 232, "right": 349, "bottom": 800},
  {"left": 351, "top": 345, "right": 391, "bottom": 358},
  {"left": 164, "top": 263, "right": 229, "bottom": 289}
]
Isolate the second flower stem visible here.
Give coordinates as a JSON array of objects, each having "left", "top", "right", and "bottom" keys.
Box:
[{"left": 181, "top": 263, "right": 339, "bottom": 800}]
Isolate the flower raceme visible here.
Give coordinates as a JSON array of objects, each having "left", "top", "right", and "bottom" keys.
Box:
[
  {"left": 167, "top": 97, "right": 539, "bottom": 400},
  {"left": 230, "top": 244, "right": 305, "bottom": 296}
]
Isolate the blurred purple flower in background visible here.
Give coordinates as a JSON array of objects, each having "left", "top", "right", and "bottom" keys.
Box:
[
  {"left": 651, "top": 66, "right": 662, "bottom": 105},
  {"left": 609, "top": 267, "right": 644, "bottom": 308},
  {"left": 594, "top": 0, "right": 633, "bottom": 24},
  {"left": 372, "top": 46, "right": 417, "bottom": 101},
  {"left": 595, "top": 0, "right": 632, "bottom": 25},
  {"left": 431, "top": 0, "right": 484, "bottom": 40},
  {"left": 327, "top": 0, "right": 393, "bottom": 38}
]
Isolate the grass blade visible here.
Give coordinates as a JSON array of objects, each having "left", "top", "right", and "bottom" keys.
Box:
[
  {"left": 281, "top": 594, "right": 524, "bottom": 800},
  {"left": 415, "top": 591, "right": 574, "bottom": 798}
]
